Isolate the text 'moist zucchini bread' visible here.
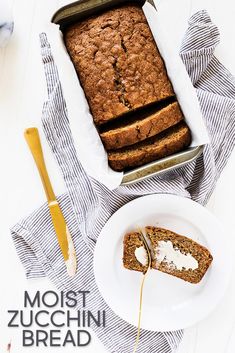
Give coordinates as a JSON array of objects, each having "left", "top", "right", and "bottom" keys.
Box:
[
  {"left": 64, "top": 4, "right": 174, "bottom": 125},
  {"left": 123, "top": 226, "right": 213, "bottom": 283}
]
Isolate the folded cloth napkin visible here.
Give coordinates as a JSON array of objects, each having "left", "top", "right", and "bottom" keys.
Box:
[{"left": 11, "top": 11, "right": 235, "bottom": 353}]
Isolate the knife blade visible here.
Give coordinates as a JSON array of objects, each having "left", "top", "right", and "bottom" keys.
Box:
[{"left": 24, "top": 127, "right": 77, "bottom": 277}]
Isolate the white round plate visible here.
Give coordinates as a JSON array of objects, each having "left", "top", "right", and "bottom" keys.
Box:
[{"left": 94, "top": 194, "right": 232, "bottom": 332}]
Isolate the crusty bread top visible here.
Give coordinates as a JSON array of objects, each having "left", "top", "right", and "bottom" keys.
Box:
[
  {"left": 123, "top": 227, "right": 213, "bottom": 284},
  {"left": 64, "top": 4, "right": 174, "bottom": 125}
]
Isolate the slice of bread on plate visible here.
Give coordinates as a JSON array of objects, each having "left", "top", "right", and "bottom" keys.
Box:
[
  {"left": 123, "top": 226, "right": 213, "bottom": 283},
  {"left": 123, "top": 232, "right": 149, "bottom": 273},
  {"left": 146, "top": 226, "right": 213, "bottom": 284}
]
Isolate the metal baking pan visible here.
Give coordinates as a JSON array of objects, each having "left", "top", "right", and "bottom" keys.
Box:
[
  {"left": 121, "top": 146, "right": 203, "bottom": 185},
  {"left": 52, "top": 0, "right": 204, "bottom": 186},
  {"left": 52, "top": 0, "right": 146, "bottom": 29}
]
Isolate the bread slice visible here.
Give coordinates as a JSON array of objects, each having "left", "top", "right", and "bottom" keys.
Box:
[
  {"left": 108, "top": 122, "right": 191, "bottom": 171},
  {"left": 123, "top": 232, "right": 149, "bottom": 273},
  {"left": 146, "top": 227, "right": 213, "bottom": 284},
  {"left": 100, "top": 102, "right": 183, "bottom": 150}
]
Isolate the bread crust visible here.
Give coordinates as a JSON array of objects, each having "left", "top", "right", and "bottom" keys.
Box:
[
  {"left": 108, "top": 122, "right": 191, "bottom": 171},
  {"left": 123, "top": 232, "right": 148, "bottom": 272},
  {"left": 100, "top": 102, "right": 183, "bottom": 150}
]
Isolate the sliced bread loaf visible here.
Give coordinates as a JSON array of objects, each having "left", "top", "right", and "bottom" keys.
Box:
[
  {"left": 100, "top": 102, "right": 183, "bottom": 150},
  {"left": 146, "top": 226, "right": 213, "bottom": 283},
  {"left": 123, "top": 232, "right": 149, "bottom": 273},
  {"left": 108, "top": 122, "right": 191, "bottom": 171}
]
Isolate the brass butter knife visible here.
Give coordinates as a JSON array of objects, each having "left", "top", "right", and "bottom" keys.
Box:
[{"left": 24, "top": 127, "right": 77, "bottom": 277}]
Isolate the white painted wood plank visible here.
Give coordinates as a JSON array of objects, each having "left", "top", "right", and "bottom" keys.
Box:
[
  {"left": 225, "top": 321, "right": 235, "bottom": 353},
  {"left": 190, "top": 0, "right": 235, "bottom": 75},
  {"left": 154, "top": 0, "right": 192, "bottom": 51},
  {"left": 177, "top": 327, "right": 198, "bottom": 353},
  {"left": 0, "top": 0, "right": 67, "bottom": 225},
  {"left": 0, "top": 0, "right": 14, "bottom": 92}
]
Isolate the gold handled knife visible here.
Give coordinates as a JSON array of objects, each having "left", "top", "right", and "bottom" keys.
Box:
[{"left": 24, "top": 127, "right": 77, "bottom": 277}]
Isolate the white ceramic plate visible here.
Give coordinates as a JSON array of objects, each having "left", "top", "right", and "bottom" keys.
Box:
[{"left": 94, "top": 194, "right": 232, "bottom": 332}]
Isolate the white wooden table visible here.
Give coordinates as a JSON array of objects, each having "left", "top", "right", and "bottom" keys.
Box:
[{"left": 1, "top": 0, "right": 235, "bottom": 352}]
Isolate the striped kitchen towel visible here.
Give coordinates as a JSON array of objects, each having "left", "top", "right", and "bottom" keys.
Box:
[{"left": 11, "top": 10, "right": 235, "bottom": 353}]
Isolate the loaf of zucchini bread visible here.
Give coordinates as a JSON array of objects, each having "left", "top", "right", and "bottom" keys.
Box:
[{"left": 64, "top": 2, "right": 191, "bottom": 172}]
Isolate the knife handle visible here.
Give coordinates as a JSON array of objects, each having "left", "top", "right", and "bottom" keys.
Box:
[{"left": 24, "top": 127, "right": 56, "bottom": 203}]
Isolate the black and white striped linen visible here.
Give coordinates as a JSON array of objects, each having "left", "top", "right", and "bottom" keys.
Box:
[{"left": 11, "top": 11, "right": 235, "bottom": 353}]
